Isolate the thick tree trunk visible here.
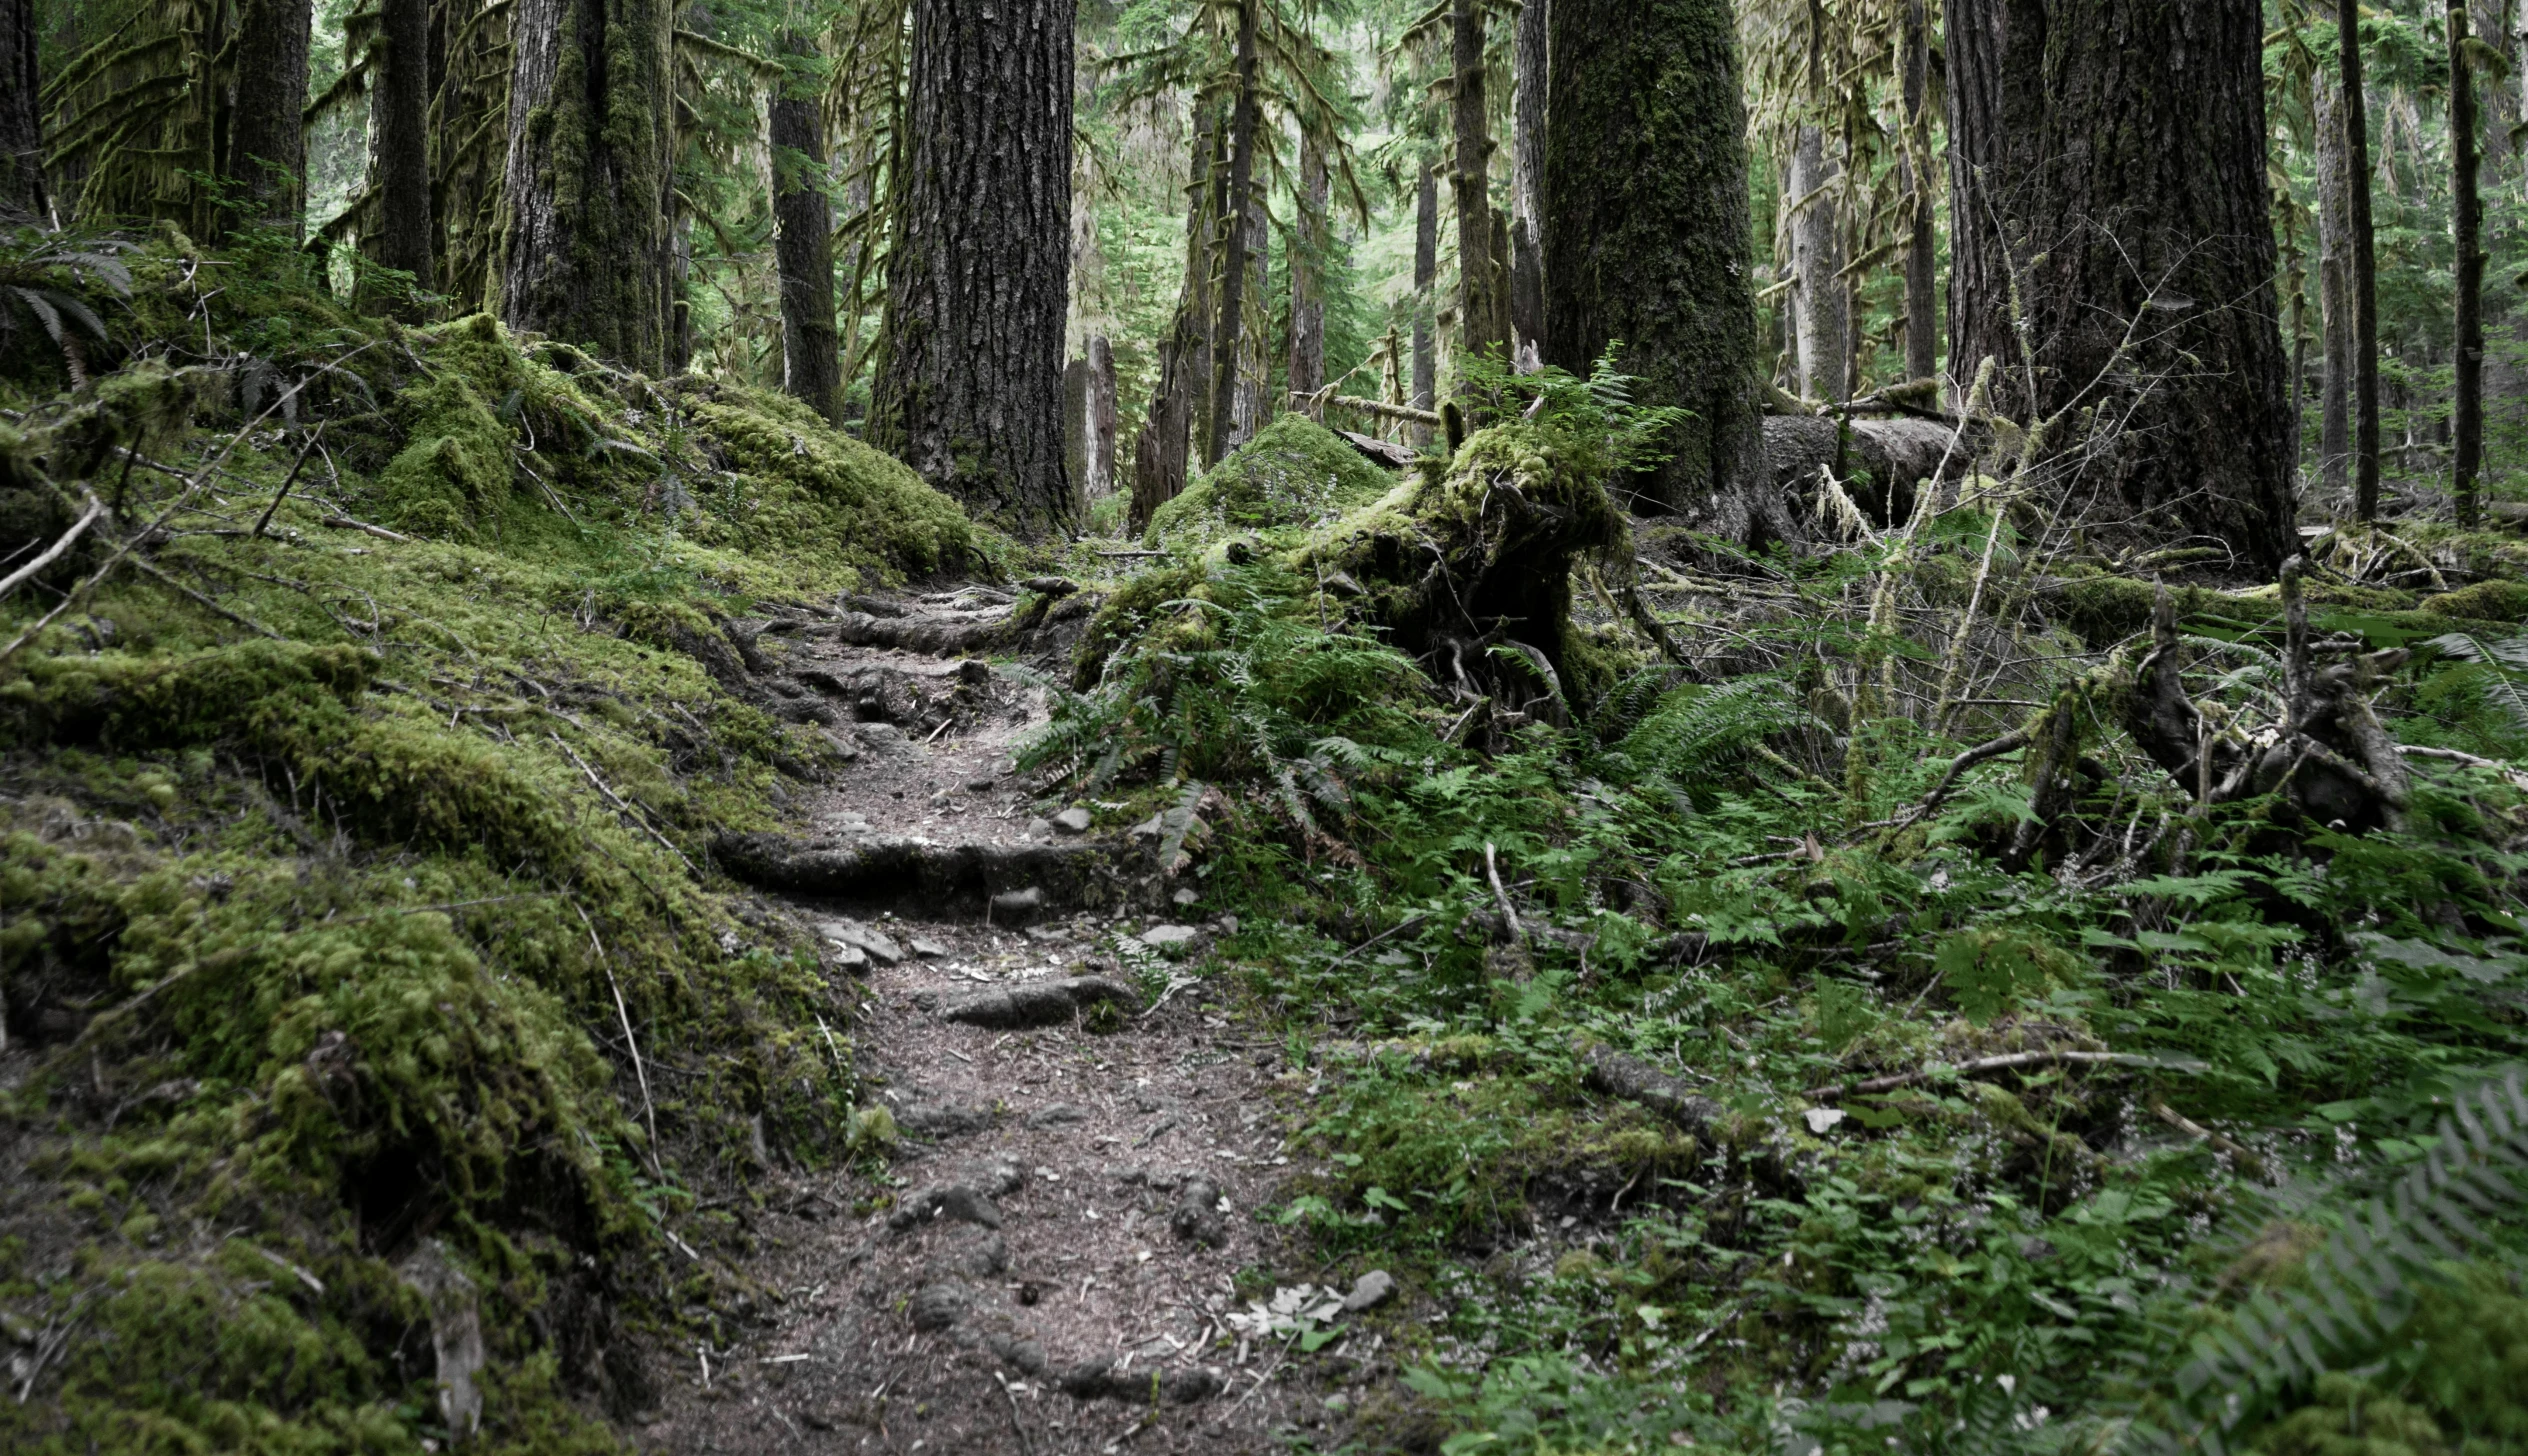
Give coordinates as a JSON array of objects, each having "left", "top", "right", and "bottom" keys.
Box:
[
  {"left": 1945, "top": 0, "right": 2045, "bottom": 391},
  {"left": 2454, "top": 0, "right": 2486, "bottom": 530},
  {"left": 1204, "top": 2, "right": 1260, "bottom": 467},
  {"left": 370, "top": 0, "right": 436, "bottom": 293},
  {"left": 2338, "top": 0, "right": 2382, "bottom": 522},
  {"left": 1789, "top": 126, "right": 1849, "bottom": 404},
  {"left": 1511, "top": 0, "right": 1549, "bottom": 365},
  {"left": 1901, "top": 0, "right": 1936, "bottom": 382},
  {"left": 225, "top": 0, "right": 311, "bottom": 236},
  {"left": 1945, "top": 0, "right": 2294, "bottom": 571},
  {"left": 1544, "top": 0, "right": 1771, "bottom": 533},
  {"left": 669, "top": 214, "right": 694, "bottom": 374},
  {"left": 497, "top": 0, "right": 676, "bottom": 372},
  {"left": 2315, "top": 73, "right": 2352, "bottom": 497},
  {"left": 0, "top": 0, "right": 47, "bottom": 222},
  {"left": 1452, "top": 0, "right": 1508, "bottom": 370},
  {"left": 1412, "top": 158, "right": 1438, "bottom": 447},
  {"left": 868, "top": 0, "right": 1077, "bottom": 539},
  {"left": 771, "top": 33, "right": 841, "bottom": 424},
  {"left": 1087, "top": 334, "right": 1115, "bottom": 499},
  {"left": 1064, "top": 356, "right": 1091, "bottom": 513},
  {"left": 1288, "top": 134, "right": 1328, "bottom": 402},
  {"left": 1128, "top": 116, "right": 1217, "bottom": 533}
]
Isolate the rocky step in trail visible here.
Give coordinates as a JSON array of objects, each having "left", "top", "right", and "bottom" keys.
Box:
[{"left": 645, "top": 585, "right": 1394, "bottom": 1454}]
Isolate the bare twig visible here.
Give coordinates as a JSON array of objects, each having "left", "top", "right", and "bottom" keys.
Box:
[
  {"left": 993, "top": 1369, "right": 1034, "bottom": 1456},
  {"left": 252, "top": 423, "right": 329, "bottom": 538},
  {"left": 1483, "top": 841, "right": 1524, "bottom": 945},
  {"left": 576, "top": 902, "right": 663, "bottom": 1174},
  {"left": 321, "top": 514, "right": 411, "bottom": 543},
  {"left": 0, "top": 492, "right": 105, "bottom": 603},
  {"left": 548, "top": 731, "right": 701, "bottom": 876},
  {"left": 126, "top": 556, "right": 282, "bottom": 638}
]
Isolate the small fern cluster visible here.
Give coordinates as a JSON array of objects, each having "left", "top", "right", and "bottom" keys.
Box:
[{"left": 2133, "top": 1069, "right": 2528, "bottom": 1455}]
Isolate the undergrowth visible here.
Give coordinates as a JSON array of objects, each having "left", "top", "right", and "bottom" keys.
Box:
[
  {"left": 1028, "top": 399, "right": 2528, "bottom": 1454},
  {"left": 0, "top": 223, "right": 975, "bottom": 1452}
]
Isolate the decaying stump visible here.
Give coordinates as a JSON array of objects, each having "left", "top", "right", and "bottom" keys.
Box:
[
  {"left": 2117, "top": 557, "right": 2411, "bottom": 833},
  {"left": 1298, "top": 422, "right": 1626, "bottom": 722}
]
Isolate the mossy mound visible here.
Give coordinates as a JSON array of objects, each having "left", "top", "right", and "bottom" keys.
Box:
[
  {"left": 2425, "top": 576, "right": 2528, "bottom": 623},
  {"left": 1144, "top": 413, "right": 1399, "bottom": 551}
]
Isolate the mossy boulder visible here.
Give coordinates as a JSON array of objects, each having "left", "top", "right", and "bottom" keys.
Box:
[
  {"left": 2424, "top": 577, "right": 2528, "bottom": 623},
  {"left": 1145, "top": 413, "right": 1398, "bottom": 551}
]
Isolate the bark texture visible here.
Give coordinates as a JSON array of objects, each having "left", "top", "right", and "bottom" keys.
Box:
[
  {"left": 1128, "top": 116, "right": 1218, "bottom": 534},
  {"left": 2314, "top": 73, "right": 2352, "bottom": 496},
  {"left": 1544, "top": 0, "right": 1771, "bottom": 532},
  {"left": 1288, "top": 134, "right": 1328, "bottom": 402},
  {"left": 371, "top": 0, "right": 436, "bottom": 292},
  {"left": 1453, "top": 0, "right": 1509, "bottom": 368},
  {"left": 1945, "top": 0, "right": 2294, "bottom": 571},
  {"left": 1087, "top": 335, "right": 1115, "bottom": 499},
  {"left": 2453, "top": 0, "right": 2485, "bottom": 529},
  {"left": 1511, "top": 0, "right": 1549, "bottom": 364},
  {"left": 1901, "top": 0, "right": 1937, "bottom": 381},
  {"left": 771, "top": 35, "right": 841, "bottom": 423},
  {"left": 1232, "top": 184, "right": 1269, "bottom": 446},
  {"left": 1204, "top": 3, "right": 1260, "bottom": 466},
  {"left": 869, "top": 0, "right": 1077, "bottom": 539},
  {"left": 0, "top": 0, "right": 46, "bottom": 221},
  {"left": 497, "top": 0, "right": 677, "bottom": 372},
  {"left": 2339, "top": 0, "right": 2382, "bottom": 522},
  {"left": 1789, "top": 126, "right": 1849, "bottom": 403},
  {"left": 225, "top": 0, "right": 312, "bottom": 235},
  {"left": 1411, "top": 158, "right": 1438, "bottom": 447}
]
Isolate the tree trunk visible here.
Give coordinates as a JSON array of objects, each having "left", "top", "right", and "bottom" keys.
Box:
[
  {"left": 1789, "top": 126, "right": 1849, "bottom": 404},
  {"left": 1205, "top": 1, "right": 1259, "bottom": 467},
  {"left": 669, "top": 213, "right": 694, "bottom": 374},
  {"left": 1945, "top": 0, "right": 2046, "bottom": 394},
  {"left": 225, "top": 0, "right": 312, "bottom": 236},
  {"left": 370, "top": 0, "right": 436, "bottom": 294},
  {"left": 1289, "top": 133, "right": 1328, "bottom": 403},
  {"left": 1544, "top": 0, "right": 1771, "bottom": 532},
  {"left": 2338, "top": 0, "right": 2382, "bottom": 522},
  {"left": 2315, "top": 72, "right": 2352, "bottom": 497},
  {"left": 2454, "top": 0, "right": 2486, "bottom": 530},
  {"left": 771, "top": 32, "right": 841, "bottom": 424},
  {"left": 497, "top": 0, "right": 676, "bottom": 372},
  {"left": 1232, "top": 183, "right": 1269, "bottom": 446},
  {"left": 0, "top": 0, "right": 47, "bottom": 223},
  {"left": 1945, "top": 0, "right": 2294, "bottom": 571},
  {"left": 1511, "top": 0, "right": 1549, "bottom": 365},
  {"left": 1452, "top": 0, "right": 1508, "bottom": 371},
  {"left": 1901, "top": 0, "right": 1936, "bottom": 382},
  {"left": 868, "top": 0, "right": 1077, "bottom": 539},
  {"left": 1064, "top": 356, "right": 1091, "bottom": 514},
  {"left": 1087, "top": 334, "right": 1116, "bottom": 499},
  {"left": 1412, "top": 157, "right": 1438, "bottom": 447},
  {"left": 1128, "top": 114, "right": 1217, "bottom": 533}
]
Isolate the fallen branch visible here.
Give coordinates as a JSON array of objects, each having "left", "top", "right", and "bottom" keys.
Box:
[
  {"left": 0, "top": 491, "right": 105, "bottom": 604},
  {"left": 549, "top": 732, "right": 700, "bottom": 876},
  {"left": 321, "top": 514, "right": 411, "bottom": 543},
  {"left": 1581, "top": 1045, "right": 1724, "bottom": 1145},
  {"left": 252, "top": 423, "right": 329, "bottom": 538},
  {"left": 1890, "top": 726, "right": 2035, "bottom": 829},
  {"left": 1324, "top": 393, "right": 1443, "bottom": 427},
  {"left": 1805, "top": 1049, "right": 2202, "bottom": 1103},
  {"left": 576, "top": 902, "right": 662, "bottom": 1174},
  {"left": 2148, "top": 1097, "right": 2268, "bottom": 1179},
  {"left": 127, "top": 556, "right": 282, "bottom": 638}
]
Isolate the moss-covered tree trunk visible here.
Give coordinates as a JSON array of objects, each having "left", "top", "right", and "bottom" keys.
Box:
[
  {"left": 1789, "top": 126, "right": 1848, "bottom": 404},
  {"left": 2452, "top": 0, "right": 2486, "bottom": 530},
  {"left": 2314, "top": 71, "right": 2352, "bottom": 498},
  {"left": 1544, "top": 0, "right": 1772, "bottom": 534},
  {"left": 496, "top": 0, "right": 676, "bottom": 372},
  {"left": 1947, "top": 0, "right": 2293, "bottom": 571},
  {"left": 1412, "top": 156, "right": 1437, "bottom": 447},
  {"left": 1510, "top": 0, "right": 1549, "bottom": 365},
  {"left": 1452, "top": 0, "right": 1508, "bottom": 370},
  {"left": 1204, "top": 1, "right": 1260, "bottom": 467},
  {"left": 223, "top": 0, "right": 311, "bottom": 236},
  {"left": 1288, "top": 134, "right": 1327, "bottom": 402},
  {"left": 369, "top": 0, "right": 436, "bottom": 296},
  {"left": 869, "top": 0, "right": 1076, "bottom": 539},
  {"left": 771, "top": 31, "right": 841, "bottom": 423},
  {"left": 1900, "top": 0, "right": 1936, "bottom": 382},
  {"left": 0, "top": 0, "right": 46, "bottom": 222},
  {"left": 2337, "top": 0, "right": 2382, "bottom": 522},
  {"left": 1129, "top": 115, "right": 1218, "bottom": 535}
]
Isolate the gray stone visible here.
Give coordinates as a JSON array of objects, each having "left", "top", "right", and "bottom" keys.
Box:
[
  {"left": 936, "top": 1232, "right": 1007, "bottom": 1279},
  {"left": 908, "top": 936, "right": 950, "bottom": 959},
  {"left": 825, "top": 941, "right": 869, "bottom": 970},
  {"left": 819, "top": 919, "right": 904, "bottom": 965},
  {"left": 1171, "top": 887, "right": 1200, "bottom": 906},
  {"left": 908, "top": 1281, "right": 969, "bottom": 1332},
  {"left": 1051, "top": 807, "right": 1094, "bottom": 835},
  {"left": 1341, "top": 1270, "right": 1395, "bottom": 1313},
  {"left": 1027, "top": 1102, "right": 1091, "bottom": 1129},
  {"left": 888, "top": 1183, "right": 1003, "bottom": 1231},
  {"left": 1138, "top": 924, "right": 1205, "bottom": 954},
  {"left": 981, "top": 1330, "right": 1049, "bottom": 1376},
  {"left": 1025, "top": 817, "right": 1055, "bottom": 838},
  {"left": 1171, "top": 1176, "right": 1226, "bottom": 1246},
  {"left": 990, "top": 887, "right": 1045, "bottom": 923},
  {"left": 896, "top": 1101, "right": 993, "bottom": 1138},
  {"left": 939, "top": 975, "right": 1138, "bottom": 1029}
]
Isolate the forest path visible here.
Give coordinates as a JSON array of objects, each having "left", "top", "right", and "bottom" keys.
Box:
[{"left": 640, "top": 585, "right": 1378, "bottom": 1455}]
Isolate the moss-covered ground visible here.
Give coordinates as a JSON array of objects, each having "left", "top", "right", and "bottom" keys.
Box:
[{"left": 0, "top": 226, "right": 992, "bottom": 1453}]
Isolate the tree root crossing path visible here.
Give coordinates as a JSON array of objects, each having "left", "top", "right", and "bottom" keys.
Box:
[{"left": 646, "top": 584, "right": 1392, "bottom": 1454}]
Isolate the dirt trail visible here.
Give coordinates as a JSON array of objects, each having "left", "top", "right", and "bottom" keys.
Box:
[{"left": 640, "top": 585, "right": 1388, "bottom": 1455}]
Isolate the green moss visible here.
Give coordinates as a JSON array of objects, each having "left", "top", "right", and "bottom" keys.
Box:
[
  {"left": 682, "top": 385, "right": 979, "bottom": 583},
  {"left": 2424, "top": 578, "right": 2528, "bottom": 623},
  {"left": 1145, "top": 414, "right": 1399, "bottom": 551}
]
